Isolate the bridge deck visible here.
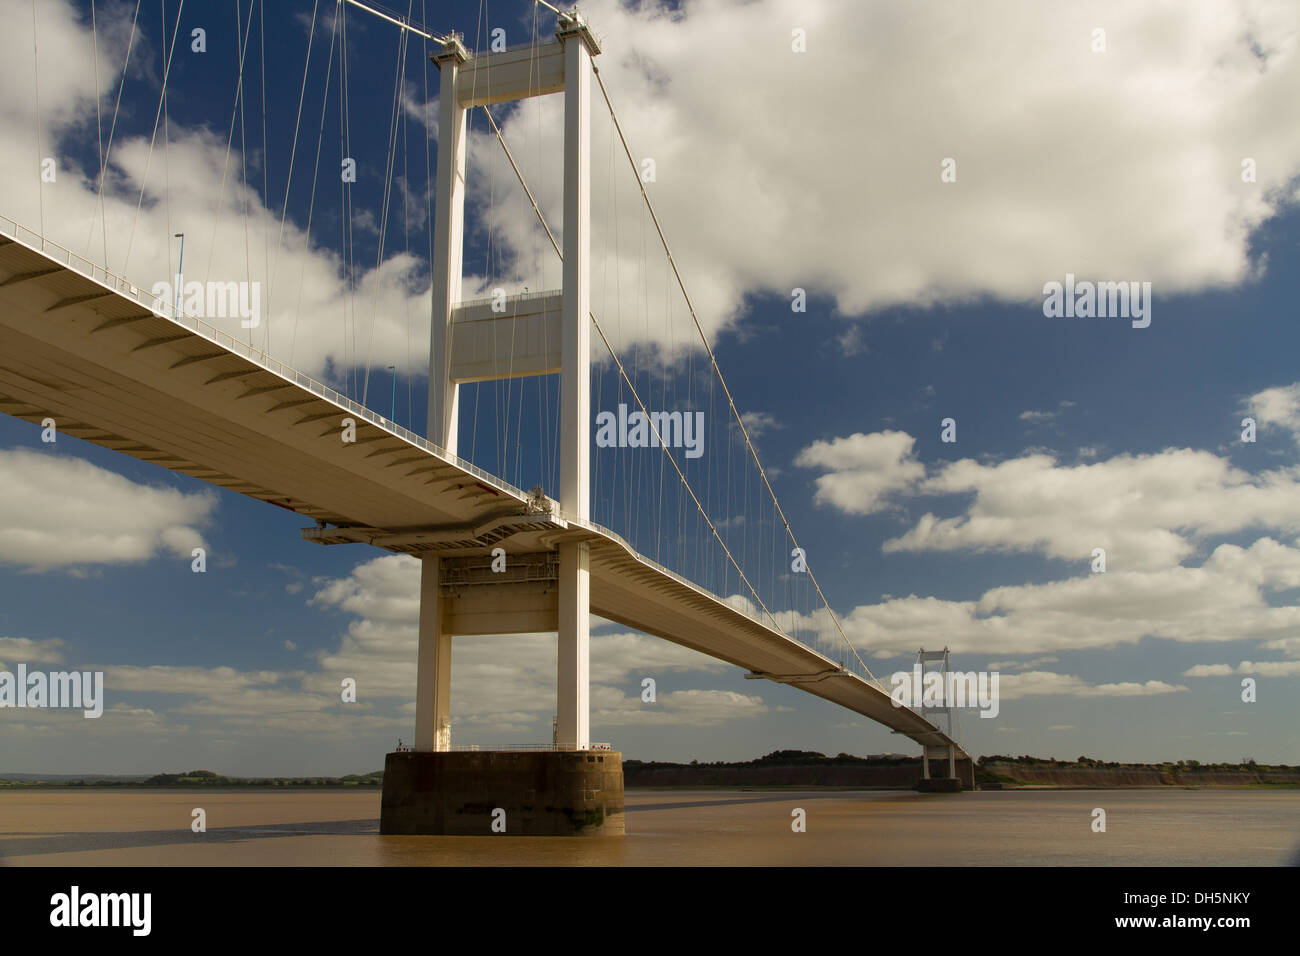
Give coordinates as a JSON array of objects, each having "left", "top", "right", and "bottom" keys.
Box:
[{"left": 0, "top": 221, "right": 964, "bottom": 757}]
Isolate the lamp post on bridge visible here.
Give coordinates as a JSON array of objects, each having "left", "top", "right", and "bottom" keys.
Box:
[
  {"left": 172, "top": 233, "right": 184, "bottom": 320},
  {"left": 387, "top": 364, "right": 396, "bottom": 423}
]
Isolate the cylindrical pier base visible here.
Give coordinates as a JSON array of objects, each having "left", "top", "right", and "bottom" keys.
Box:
[{"left": 380, "top": 749, "right": 625, "bottom": 836}]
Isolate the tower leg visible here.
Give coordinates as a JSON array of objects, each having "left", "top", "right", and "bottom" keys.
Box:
[
  {"left": 428, "top": 44, "right": 467, "bottom": 454},
  {"left": 556, "top": 16, "right": 593, "bottom": 753},
  {"left": 556, "top": 540, "right": 590, "bottom": 750},
  {"left": 413, "top": 556, "right": 451, "bottom": 752}
]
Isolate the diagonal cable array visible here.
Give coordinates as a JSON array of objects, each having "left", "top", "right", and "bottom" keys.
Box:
[
  {"left": 322, "top": 0, "right": 881, "bottom": 688},
  {"left": 480, "top": 68, "right": 880, "bottom": 687},
  {"left": 481, "top": 104, "right": 784, "bottom": 637},
  {"left": 589, "top": 65, "right": 879, "bottom": 686}
]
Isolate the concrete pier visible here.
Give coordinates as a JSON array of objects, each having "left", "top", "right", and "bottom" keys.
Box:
[
  {"left": 380, "top": 750, "right": 625, "bottom": 836},
  {"left": 917, "top": 755, "right": 976, "bottom": 791}
]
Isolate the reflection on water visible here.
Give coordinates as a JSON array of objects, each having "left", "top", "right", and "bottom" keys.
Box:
[{"left": 1, "top": 788, "right": 1297, "bottom": 866}]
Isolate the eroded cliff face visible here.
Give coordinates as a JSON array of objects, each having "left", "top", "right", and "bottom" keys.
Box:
[
  {"left": 979, "top": 762, "right": 1300, "bottom": 788},
  {"left": 622, "top": 755, "right": 1300, "bottom": 789},
  {"left": 624, "top": 762, "right": 924, "bottom": 788}
]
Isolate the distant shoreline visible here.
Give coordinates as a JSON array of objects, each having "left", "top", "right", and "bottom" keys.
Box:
[
  {"left": 0, "top": 769, "right": 383, "bottom": 789},
  {"left": 3, "top": 751, "right": 1297, "bottom": 790},
  {"left": 624, "top": 752, "right": 1300, "bottom": 790}
]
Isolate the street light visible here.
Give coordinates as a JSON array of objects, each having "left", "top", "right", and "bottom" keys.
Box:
[
  {"left": 387, "top": 365, "right": 396, "bottom": 423},
  {"left": 172, "top": 233, "right": 184, "bottom": 320}
]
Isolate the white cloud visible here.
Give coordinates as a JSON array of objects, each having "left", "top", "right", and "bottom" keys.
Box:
[
  {"left": 795, "top": 430, "right": 924, "bottom": 515},
  {"left": 1019, "top": 401, "right": 1074, "bottom": 426},
  {"left": 740, "top": 411, "right": 781, "bottom": 442},
  {"left": 1260, "top": 636, "right": 1300, "bottom": 658},
  {"left": 986, "top": 656, "right": 1059, "bottom": 672},
  {"left": 589, "top": 631, "right": 730, "bottom": 682},
  {"left": 886, "top": 447, "right": 1300, "bottom": 570},
  {"left": 0, "top": 635, "right": 64, "bottom": 665},
  {"left": 476, "top": 0, "right": 1300, "bottom": 341},
  {"left": 102, "top": 665, "right": 283, "bottom": 696},
  {"left": 2, "top": 0, "right": 1295, "bottom": 393},
  {"left": 1184, "top": 660, "right": 1300, "bottom": 677},
  {"left": 1018, "top": 410, "right": 1056, "bottom": 424},
  {"left": 995, "top": 671, "right": 1188, "bottom": 699},
  {"left": 303, "top": 554, "right": 742, "bottom": 740},
  {"left": 591, "top": 686, "right": 770, "bottom": 726},
  {"left": 836, "top": 325, "right": 868, "bottom": 357},
  {"left": 798, "top": 419, "right": 1300, "bottom": 572},
  {"left": 0, "top": 0, "right": 453, "bottom": 381},
  {"left": 0, "top": 701, "right": 179, "bottom": 736},
  {"left": 309, "top": 554, "right": 423, "bottom": 626},
  {"left": 0, "top": 449, "right": 215, "bottom": 570},
  {"left": 845, "top": 538, "right": 1300, "bottom": 657},
  {"left": 1246, "top": 383, "right": 1300, "bottom": 443},
  {"left": 1183, "top": 663, "right": 1235, "bottom": 677}
]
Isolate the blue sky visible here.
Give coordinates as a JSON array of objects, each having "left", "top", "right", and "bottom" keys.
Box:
[{"left": 1, "top": 0, "right": 1298, "bottom": 775}]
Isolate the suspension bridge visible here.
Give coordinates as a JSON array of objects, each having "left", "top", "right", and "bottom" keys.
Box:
[{"left": 0, "top": 1, "right": 969, "bottom": 833}]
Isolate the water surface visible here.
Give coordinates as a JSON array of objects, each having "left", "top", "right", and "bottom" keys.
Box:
[{"left": 1, "top": 788, "right": 1296, "bottom": 865}]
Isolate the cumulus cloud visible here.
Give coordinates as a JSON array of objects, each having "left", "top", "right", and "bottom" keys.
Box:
[
  {"left": 1, "top": 702, "right": 178, "bottom": 736},
  {"left": 740, "top": 411, "right": 781, "bottom": 442},
  {"left": 1019, "top": 410, "right": 1056, "bottom": 424},
  {"left": 5, "top": 0, "right": 1300, "bottom": 759},
  {"left": 795, "top": 430, "right": 924, "bottom": 515},
  {"left": 303, "top": 553, "right": 740, "bottom": 739},
  {"left": 996, "top": 671, "right": 1189, "bottom": 699},
  {"left": 986, "top": 656, "right": 1059, "bottom": 672},
  {"left": 0, "top": 635, "right": 65, "bottom": 665},
  {"left": 0, "top": 0, "right": 457, "bottom": 381},
  {"left": 1246, "top": 383, "right": 1300, "bottom": 443},
  {"left": 1019, "top": 401, "right": 1074, "bottom": 426},
  {"left": 592, "top": 687, "right": 770, "bottom": 726},
  {"left": 0, "top": 449, "right": 215, "bottom": 570},
  {"left": 479, "top": 0, "right": 1300, "bottom": 341},
  {"left": 885, "top": 448, "right": 1300, "bottom": 570},
  {"left": 836, "top": 326, "right": 868, "bottom": 357},
  {"left": 783, "top": 414, "right": 1300, "bottom": 662},
  {"left": 2, "top": 0, "right": 1296, "bottom": 391},
  {"left": 1184, "top": 660, "right": 1300, "bottom": 677},
  {"left": 102, "top": 665, "right": 284, "bottom": 696},
  {"left": 843, "top": 538, "right": 1300, "bottom": 656},
  {"left": 1260, "top": 636, "right": 1300, "bottom": 658},
  {"left": 309, "top": 553, "right": 423, "bottom": 627}
]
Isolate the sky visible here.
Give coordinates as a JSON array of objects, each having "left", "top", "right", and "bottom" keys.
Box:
[{"left": 1, "top": 0, "right": 1299, "bottom": 776}]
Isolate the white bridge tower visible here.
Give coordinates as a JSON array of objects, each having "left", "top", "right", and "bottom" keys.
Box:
[{"left": 417, "top": 13, "right": 599, "bottom": 754}]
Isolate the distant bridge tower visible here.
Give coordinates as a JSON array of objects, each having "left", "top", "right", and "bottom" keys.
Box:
[{"left": 916, "top": 647, "right": 961, "bottom": 787}]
